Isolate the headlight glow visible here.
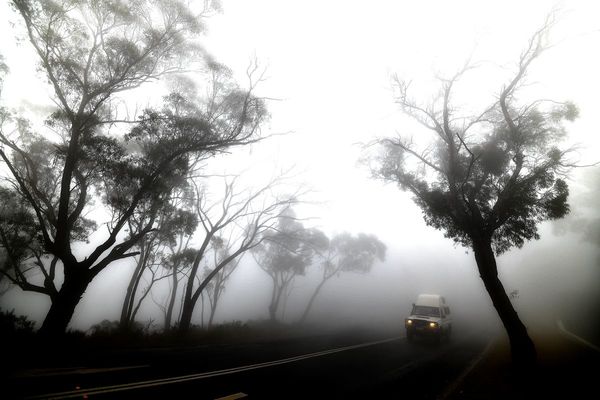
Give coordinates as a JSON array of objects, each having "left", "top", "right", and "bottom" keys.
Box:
[
  {"left": 429, "top": 322, "right": 437, "bottom": 328},
  {"left": 407, "top": 319, "right": 413, "bottom": 324}
]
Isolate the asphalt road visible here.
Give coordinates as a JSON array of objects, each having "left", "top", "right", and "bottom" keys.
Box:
[{"left": 6, "top": 328, "right": 492, "bottom": 400}]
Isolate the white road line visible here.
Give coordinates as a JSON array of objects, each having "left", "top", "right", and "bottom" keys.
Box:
[
  {"left": 557, "top": 320, "right": 600, "bottom": 353},
  {"left": 28, "top": 336, "right": 401, "bottom": 399}
]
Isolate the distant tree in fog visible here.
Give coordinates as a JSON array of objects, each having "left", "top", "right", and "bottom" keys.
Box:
[
  {"left": 252, "top": 211, "right": 328, "bottom": 322},
  {"left": 370, "top": 17, "right": 578, "bottom": 368},
  {"left": 0, "top": 0, "right": 268, "bottom": 336},
  {"left": 298, "top": 233, "right": 386, "bottom": 324},
  {"left": 177, "top": 175, "right": 301, "bottom": 332},
  {"left": 203, "top": 236, "right": 242, "bottom": 327}
]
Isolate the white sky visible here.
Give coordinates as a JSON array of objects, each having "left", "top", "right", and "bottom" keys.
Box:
[
  {"left": 2, "top": 0, "right": 598, "bottom": 237},
  {"left": 199, "top": 0, "right": 600, "bottom": 231},
  {"left": 1, "top": 0, "right": 600, "bottom": 329}
]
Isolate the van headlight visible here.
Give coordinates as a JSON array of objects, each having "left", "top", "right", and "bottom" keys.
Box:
[
  {"left": 407, "top": 319, "right": 413, "bottom": 324},
  {"left": 429, "top": 322, "right": 438, "bottom": 328}
]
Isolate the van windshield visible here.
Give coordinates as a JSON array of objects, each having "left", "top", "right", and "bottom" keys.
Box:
[{"left": 412, "top": 305, "right": 440, "bottom": 317}]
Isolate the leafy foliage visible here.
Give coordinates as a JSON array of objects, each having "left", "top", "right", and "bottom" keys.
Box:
[
  {"left": 327, "top": 233, "right": 386, "bottom": 275},
  {"left": 375, "top": 64, "right": 575, "bottom": 254},
  {"left": 0, "top": 0, "right": 268, "bottom": 335},
  {"left": 255, "top": 213, "right": 328, "bottom": 279}
]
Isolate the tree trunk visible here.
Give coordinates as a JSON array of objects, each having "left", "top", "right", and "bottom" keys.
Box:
[
  {"left": 131, "top": 278, "right": 155, "bottom": 325},
  {"left": 38, "top": 266, "right": 90, "bottom": 337},
  {"left": 181, "top": 281, "right": 216, "bottom": 331},
  {"left": 269, "top": 279, "right": 285, "bottom": 322},
  {"left": 200, "top": 291, "right": 206, "bottom": 329},
  {"left": 179, "top": 249, "right": 246, "bottom": 332},
  {"left": 268, "top": 301, "right": 277, "bottom": 322},
  {"left": 472, "top": 236, "right": 536, "bottom": 368},
  {"left": 299, "top": 277, "right": 329, "bottom": 324},
  {"left": 208, "top": 302, "right": 217, "bottom": 328},
  {"left": 120, "top": 247, "right": 146, "bottom": 329},
  {"left": 208, "top": 284, "right": 221, "bottom": 328},
  {"left": 179, "top": 237, "right": 212, "bottom": 332},
  {"left": 267, "top": 275, "right": 280, "bottom": 322},
  {"left": 165, "top": 266, "right": 179, "bottom": 331},
  {"left": 179, "top": 297, "right": 194, "bottom": 331}
]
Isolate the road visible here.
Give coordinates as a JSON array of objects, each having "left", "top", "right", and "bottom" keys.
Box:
[{"left": 6, "top": 328, "right": 492, "bottom": 399}]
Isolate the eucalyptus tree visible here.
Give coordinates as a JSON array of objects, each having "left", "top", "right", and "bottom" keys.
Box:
[
  {"left": 202, "top": 236, "right": 242, "bottom": 327},
  {"left": 252, "top": 212, "right": 328, "bottom": 322},
  {"left": 161, "top": 212, "right": 198, "bottom": 330},
  {"left": 119, "top": 203, "right": 197, "bottom": 330},
  {"left": 371, "top": 19, "right": 577, "bottom": 366},
  {"left": 177, "top": 175, "right": 301, "bottom": 331},
  {"left": 0, "top": 0, "right": 268, "bottom": 336},
  {"left": 298, "top": 233, "right": 386, "bottom": 324}
]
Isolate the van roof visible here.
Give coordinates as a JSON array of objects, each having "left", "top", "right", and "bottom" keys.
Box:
[{"left": 416, "top": 294, "right": 446, "bottom": 307}]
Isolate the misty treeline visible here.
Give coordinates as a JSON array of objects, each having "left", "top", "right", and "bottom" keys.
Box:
[
  {"left": 0, "top": 0, "right": 383, "bottom": 336},
  {"left": 367, "top": 14, "right": 587, "bottom": 368},
  {"left": 0, "top": 0, "right": 387, "bottom": 337}
]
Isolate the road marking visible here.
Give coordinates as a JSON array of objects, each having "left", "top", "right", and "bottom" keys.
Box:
[
  {"left": 557, "top": 320, "right": 600, "bottom": 353},
  {"left": 436, "top": 339, "right": 494, "bottom": 400},
  {"left": 214, "top": 393, "right": 248, "bottom": 400},
  {"left": 27, "top": 337, "right": 401, "bottom": 399}
]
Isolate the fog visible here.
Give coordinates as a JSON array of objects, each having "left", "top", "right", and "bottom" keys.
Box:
[
  {"left": 4, "top": 181, "right": 599, "bottom": 339},
  {"left": 1, "top": 0, "right": 599, "bottom": 345}
]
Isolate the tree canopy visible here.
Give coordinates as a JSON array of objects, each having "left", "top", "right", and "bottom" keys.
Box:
[
  {"left": 374, "top": 28, "right": 576, "bottom": 255},
  {"left": 0, "top": 0, "right": 268, "bottom": 335}
]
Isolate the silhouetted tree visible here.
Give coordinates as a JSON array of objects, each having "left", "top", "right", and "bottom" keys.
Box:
[
  {"left": 0, "top": 0, "right": 267, "bottom": 336},
  {"left": 119, "top": 202, "right": 197, "bottom": 330},
  {"left": 204, "top": 236, "right": 242, "bottom": 327},
  {"left": 371, "top": 18, "right": 577, "bottom": 367},
  {"left": 160, "top": 247, "right": 196, "bottom": 330},
  {"left": 299, "top": 233, "right": 386, "bottom": 324}
]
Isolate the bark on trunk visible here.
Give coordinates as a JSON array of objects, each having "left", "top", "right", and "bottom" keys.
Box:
[
  {"left": 472, "top": 236, "right": 536, "bottom": 368},
  {"left": 38, "top": 267, "right": 89, "bottom": 337}
]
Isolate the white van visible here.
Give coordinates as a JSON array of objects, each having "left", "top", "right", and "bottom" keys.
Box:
[{"left": 405, "top": 294, "right": 452, "bottom": 342}]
